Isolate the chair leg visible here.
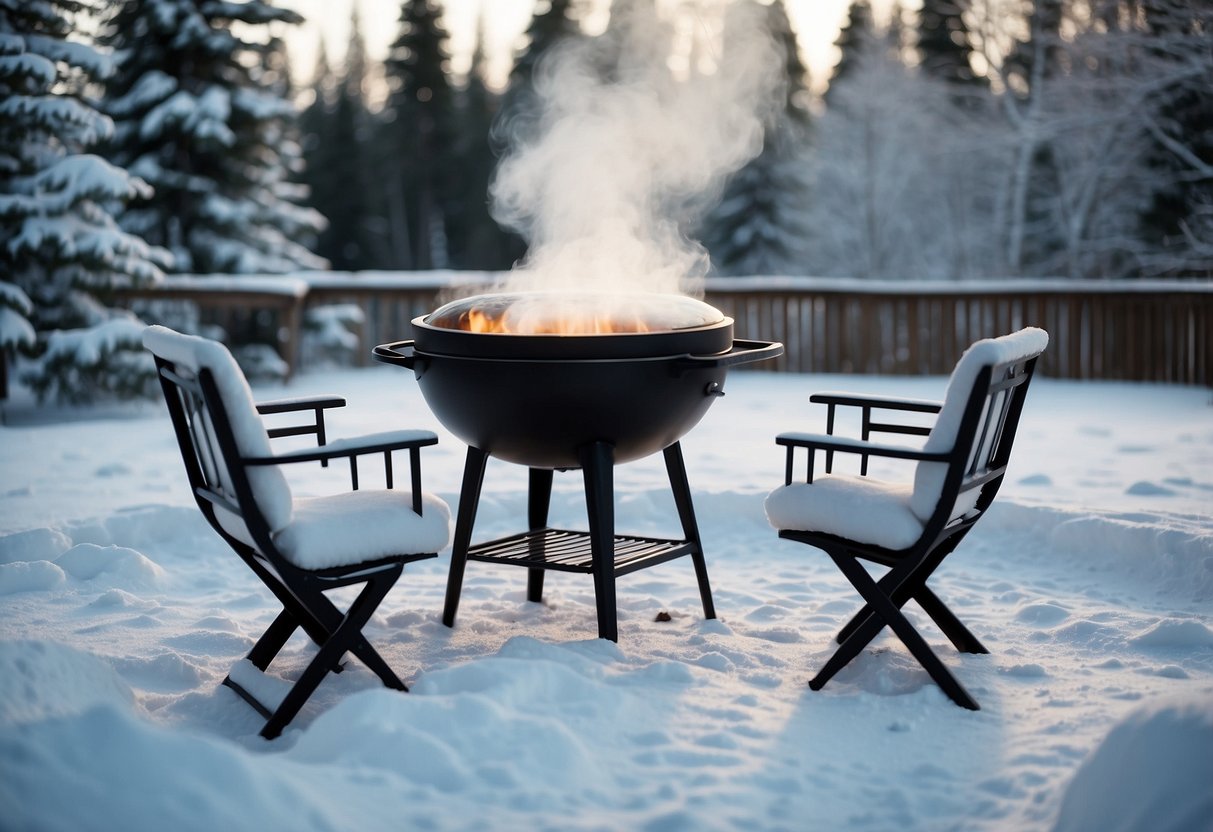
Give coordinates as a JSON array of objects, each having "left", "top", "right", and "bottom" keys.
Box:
[
  {"left": 239, "top": 551, "right": 340, "bottom": 657},
  {"left": 835, "top": 597, "right": 879, "bottom": 646},
  {"left": 810, "top": 605, "right": 887, "bottom": 691},
  {"left": 663, "top": 442, "right": 716, "bottom": 620},
  {"left": 527, "top": 467, "right": 554, "bottom": 603},
  {"left": 821, "top": 551, "right": 980, "bottom": 710},
  {"left": 443, "top": 446, "right": 488, "bottom": 628},
  {"left": 246, "top": 609, "right": 299, "bottom": 671},
  {"left": 581, "top": 441, "right": 618, "bottom": 642},
  {"left": 260, "top": 572, "right": 398, "bottom": 739},
  {"left": 347, "top": 633, "right": 408, "bottom": 691},
  {"left": 835, "top": 568, "right": 987, "bottom": 656},
  {"left": 833, "top": 560, "right": 913, "bottom": 645},
  {"left": 914, "top": 586, "right": 989, "bottom": 654},
  {"left": 290, "top": 568, "right": 406, "bottom": 685}
]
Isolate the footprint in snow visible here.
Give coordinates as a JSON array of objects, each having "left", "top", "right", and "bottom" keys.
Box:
[
  {"left": 1018, "top": 473, "right": 1053, "bottom": 486},
  {"left": 1124, "top": 481, "right": 1177, "bottom": 496}
]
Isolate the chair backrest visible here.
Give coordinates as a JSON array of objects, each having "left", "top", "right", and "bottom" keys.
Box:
[
  {"left": 143, "top": 326, "right": 294, "bottom": 540},
  {"left": 909, "top": 327, "right": 1049, "bottom": 524}
]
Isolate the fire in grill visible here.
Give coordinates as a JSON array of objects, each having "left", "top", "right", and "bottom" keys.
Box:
[
  {"left": 374, "top": 291, "right": 779, "bottom": 468},
  {"left": 424, "top": 290, "right": 725, "bottom": 335},
  {"left": 373, "top": 290, "right": 783, "bottom": 641}
]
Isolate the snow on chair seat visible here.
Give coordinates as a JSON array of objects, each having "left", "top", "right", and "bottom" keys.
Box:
[
  {"left": 275, "top": 490, "right": 450, "bottom": 570},
  {"left": 765, "top": 475, "right": 923, "bottom": 551}
]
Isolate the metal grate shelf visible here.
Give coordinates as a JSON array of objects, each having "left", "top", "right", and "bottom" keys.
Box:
[{"left": 467, "top": 528, "right": 697, "bottom": 577}]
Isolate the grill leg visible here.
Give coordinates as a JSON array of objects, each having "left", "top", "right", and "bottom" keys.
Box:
[
  {"left": 664, "top": 442, "right": 716, "bottom": 620},
  {"left": 443, "top": 445, "right": 488, "bottom": 628},
  {"left": 527, "top": 468, "right": 554, "bottom": 603},
  {"left": 580, "top": 441, "right": 618, "bottom": 642}
]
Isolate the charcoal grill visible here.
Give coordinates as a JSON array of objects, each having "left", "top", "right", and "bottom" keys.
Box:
[{"left": 374, "top": 290, "right": 782, "bottom": 640}]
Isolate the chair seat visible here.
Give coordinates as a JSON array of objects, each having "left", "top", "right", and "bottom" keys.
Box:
[
  {"left": 219, "top": 490, "right": 451, "bottom": 570},
  {"left": 764, "top": 475, "right": 924, "bottom": 551}
]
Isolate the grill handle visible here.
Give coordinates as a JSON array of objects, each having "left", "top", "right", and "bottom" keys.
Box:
[
  {"left": 676, "top": 339, "right": 783, "bottom": 371},
  {"left": 372, "top": 340, "right": 428, "bottom": 376}
]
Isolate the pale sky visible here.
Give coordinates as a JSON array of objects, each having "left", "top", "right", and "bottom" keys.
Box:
[{"left": 279, "top": 0, "right": 891, "bottom": 95}]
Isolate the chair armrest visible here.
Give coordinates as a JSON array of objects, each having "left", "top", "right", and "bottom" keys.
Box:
[
  {"left": 245, "top": 430, "right": 439, "bottom": 513},
  {"left": 777, "top": 432, "right": 946, "bottom": 461},
  {"left": 256, "top": 394, "right": 346, "bottom": 415},
  {"left": 257, "top": 395, "right": 347, "bottom": 462},
  {"left": 809, "top": 391, "right": 942, "bottom": 414},
  {"left": 261, "top": 430, "right": 438, "bottom": 463},
  {"left": 776, "top": 431, "right": 950, "bottom": 485},
  {"left": 807, "top": 391, "right": 941, "bottom": 476}
]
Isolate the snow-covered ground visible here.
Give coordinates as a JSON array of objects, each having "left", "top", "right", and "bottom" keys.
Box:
[{"left": 2, "top": 365, "right": 1211, "bottom": 831}]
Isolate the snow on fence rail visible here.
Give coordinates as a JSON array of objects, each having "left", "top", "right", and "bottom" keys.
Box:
[{"left": 117, "top": 272, "right": 1213, "bottom": 386}]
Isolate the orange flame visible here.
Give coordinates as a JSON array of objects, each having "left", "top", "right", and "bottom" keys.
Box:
[{"left": 458, "top": 308, "right": 655, "bottom": 335}]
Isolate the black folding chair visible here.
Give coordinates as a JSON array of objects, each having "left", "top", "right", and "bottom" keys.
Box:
[
  {"left": 144, "top": 326, "right": 451, "bottom": 738},
  {"left": 765, "top": 328, "right": 1049, "bottom": 709}
]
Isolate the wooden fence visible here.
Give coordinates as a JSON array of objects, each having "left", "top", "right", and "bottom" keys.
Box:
[{"left": 118, "top": 273, "right": 1213, "bottom": 386}]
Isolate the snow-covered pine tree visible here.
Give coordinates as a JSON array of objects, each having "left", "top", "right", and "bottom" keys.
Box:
[
  {"left": 827, "top": 0, "right": 875, "bottom": 103},
  {"left": 299, "top": 7, "right": 381, "bottom": 271},
  {"left": 447, "top": 14, "right": 513, "bottom": 270},
  {"left": 99, "top": 0, "right": 324, "bottom": 275},
  {"left": 592, "top": 0, "right": 670, "bottom": 85},
  {"left": 805, "top": 20, "right": 1007, "bottom": 281},
  {"left": 0, "top": 280, "right": 34, "bottom": 399},
  {"left": 491, "top": 0, "right": 583, "bottom": 266},
  {"left": 496, "top": 0, "right": 582, "bottom": 148},
  {"left": 916, "top": 0, "right": 978, "bottom": 89},
  {"left": 701, "top": 0, "right": 812, "bottom": 277},
  {"left": 0, "top": 0, "right": 168, "bottom": 403},
  {"left": 380, "top": 0, "right": 457, "bottom": 270}
]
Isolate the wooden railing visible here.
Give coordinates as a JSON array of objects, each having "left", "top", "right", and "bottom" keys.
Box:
[{"left": 118, "top": 273, "right": 1213, "bottom": 386}]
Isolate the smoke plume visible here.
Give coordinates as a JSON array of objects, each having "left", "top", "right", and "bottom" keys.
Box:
[{"left": 490, "top": 1, "right": 785, "bottom": 297}]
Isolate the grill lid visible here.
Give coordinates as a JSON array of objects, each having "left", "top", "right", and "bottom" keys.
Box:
[{"left": 424, "top": 291, "right": 725, "bottom": 335}]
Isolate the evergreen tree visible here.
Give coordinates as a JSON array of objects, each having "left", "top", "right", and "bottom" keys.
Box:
[
  {"left": 493, "top": 0, "right": 582, "bottom": 266},
  {"left": 99, "top": 0, "right": 324, "bottom": 275},
  {"left": 701, "top": 0, "right": 813, "bottom": 276},
  {"left": 497, "top": 0, "right": 581, "bottom": 149},
  {"left": 299, "top": 8, "right": 381, "bottom": 270},
  {"left": 593, "top": 0, "right": 669, "bottom": 85},
  {"left": 0, "top": 280, "right": 34, "bottom": 399},
  {"left": 827, "top": 0, "right": 875, "bottom": 103},
  {"left": 916, "top": 0, "right": 977, "bottom": 88},
  {"left": 381, "top": 0, "right": 456, "bottom": 270},
  {"left": 448, "top": 16, "right": 512, "bottom": 270},
  {"left": 0, "top": 0, "right": 168, "bottom": 403}
]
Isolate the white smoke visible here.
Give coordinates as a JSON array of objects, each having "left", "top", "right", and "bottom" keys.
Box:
[{"left": 490, "top": 1, "right": 785, "bottom": 297}]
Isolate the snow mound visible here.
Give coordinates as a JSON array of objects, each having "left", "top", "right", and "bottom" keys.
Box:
[
  {"left": 1130, "top": 619, "right": 1213, "bottom": 649},
  {"left": 0, "top": 640, "right": 133, "bottom": 725},
  {"left": 1052, "top": 694, "right": 1213, "bottom": 832},
  {"left": 0, "top": 560, "right": 66, "bottom": 595},
  {"left": 0, "top": 526, "right": 72, "bottom": 564},
  {"left": 54, "top": 543, "right": 164, "bottom": 587},
  {"left": 0, "top": 701, "right": 345, "bottom": 832},
  {"left": 985, "top": 502, "right": 1213, "bottom": 603},
  {"left": 291, "top": 651, "right": 623, "bottom": 794},
  {"left": 830, "top": 646, "right": 937, "bottom": 698}
]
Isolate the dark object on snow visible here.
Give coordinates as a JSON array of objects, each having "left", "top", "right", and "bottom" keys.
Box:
[
  {"left": 765, "top": 328, "right": 1049, "bottom": 710},
  {"left": 145, "top": 326, "right": 450, "bottom": 739},
  {"left": 374, "top": 292, "right": 782, "bottom": 642}
]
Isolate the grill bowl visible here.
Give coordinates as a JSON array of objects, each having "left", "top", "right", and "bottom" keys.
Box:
[{"left": 373, "top": 294, "right": 782, "bottom": 468}]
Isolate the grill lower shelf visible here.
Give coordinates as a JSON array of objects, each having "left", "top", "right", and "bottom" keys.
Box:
[{"left": 467, "top": 528, "right": 697, "bottom": 577}]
